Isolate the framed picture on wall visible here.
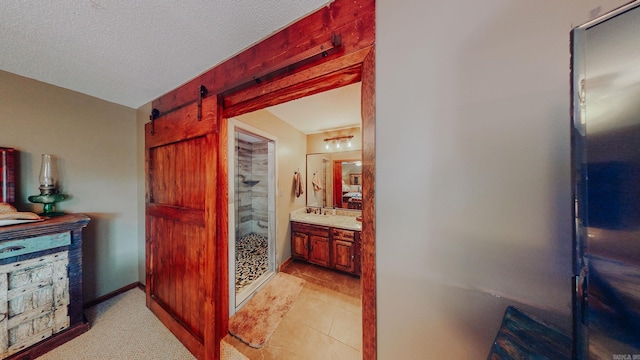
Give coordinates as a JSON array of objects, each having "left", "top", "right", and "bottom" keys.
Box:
[
  {"left": 350, "top": 173, "right": 362, "bottom": 185},
  {"left": 0, "top": 147, "right": 15, "bottom": 205}
]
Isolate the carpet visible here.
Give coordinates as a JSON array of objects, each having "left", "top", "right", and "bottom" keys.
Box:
[
  {"left": 228, "top": 272, "right": 305, "bottom": 348},
  {"left": 38, "top": 287, "right": 247, "bottom": 360}
]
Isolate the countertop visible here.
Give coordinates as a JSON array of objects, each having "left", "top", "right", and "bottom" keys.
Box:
[{"left": 290, "top": 208, "right": 362, "bottom": 231}]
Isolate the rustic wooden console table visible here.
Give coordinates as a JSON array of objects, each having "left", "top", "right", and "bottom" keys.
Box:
[{"left": 0, "top": 214, "right": 89, "bottom": 359}]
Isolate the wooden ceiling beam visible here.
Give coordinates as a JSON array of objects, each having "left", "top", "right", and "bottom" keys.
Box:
[{"left": 152, "top": 0, "right": 374, "bottom": 114}]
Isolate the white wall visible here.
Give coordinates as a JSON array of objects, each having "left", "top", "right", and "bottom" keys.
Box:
[
  {"left": 0, "top": 70, "right": 139, "bottom": 302},
  {"left": 135, "top": 2, "right": 640, "bottom": 358},
  {"left": 376, "top": 0, "right": 631, "bottom": 358}
]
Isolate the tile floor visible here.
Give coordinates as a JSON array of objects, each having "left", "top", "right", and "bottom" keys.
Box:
[{"left": 224, "top": 260, "right": 362, "bottom": 360}]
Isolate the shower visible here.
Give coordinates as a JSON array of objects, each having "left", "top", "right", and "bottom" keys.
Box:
[{"left": 228, "top": 120, "right": 277, "bottom": 314}]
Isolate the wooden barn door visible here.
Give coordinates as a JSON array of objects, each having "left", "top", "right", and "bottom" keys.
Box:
[{"left": 145, "top": 95, "right": 220, "bottom": 360}]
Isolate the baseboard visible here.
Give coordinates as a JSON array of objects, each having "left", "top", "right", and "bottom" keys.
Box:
[
  {"left": 83, "top": 282, "right": 144, "bottom": 309},
  {"left": 279, "top": 257, "right": 293, "bottom": 271}
]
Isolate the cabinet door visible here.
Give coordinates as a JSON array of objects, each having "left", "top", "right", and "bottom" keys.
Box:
[
  {"left": 292, "top": 232, "right": 309, "bottom": 260},
  {"left": 309, "top": 235, "right": 330, "bottom": 267},
  {"left": 0, "top": 252, "right": 69, "bottom": 358},
  {"left": 333, "top": 239, "right": 355, "bottom": 273}
]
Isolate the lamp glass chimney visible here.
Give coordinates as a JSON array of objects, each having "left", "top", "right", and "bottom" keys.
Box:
[{"left": 39, "top": 154, "right": 57, "bottom": 191}]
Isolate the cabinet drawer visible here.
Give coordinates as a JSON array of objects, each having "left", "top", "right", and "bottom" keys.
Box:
[
  {"left": 332, "top": 228, "right": 355, "bottom": 242},
  {"left": 0, "top": 232, "right": 71, "bottom": 260},
  {"left": 291, "top": 222, "right": 329, "bottom": 237}
]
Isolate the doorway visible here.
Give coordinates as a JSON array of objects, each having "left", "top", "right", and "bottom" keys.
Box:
[
  {"left": 220, "top": 48, "right": 375, "bottom": 357},
  {"left": 228, "top": 120, "right": 277, "bottom": 315}
]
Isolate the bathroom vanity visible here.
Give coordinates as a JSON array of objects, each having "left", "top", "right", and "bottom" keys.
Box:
[
  {"left": 0, "top": 214, "right": 89, "bottom": 359},
  {"left": 290, "top": 209, "right": 361, "bottom": 276}
]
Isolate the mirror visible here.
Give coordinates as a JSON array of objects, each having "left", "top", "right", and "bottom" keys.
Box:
[{"left": 306, "top": 150, "right": 362, "bottom": 209}]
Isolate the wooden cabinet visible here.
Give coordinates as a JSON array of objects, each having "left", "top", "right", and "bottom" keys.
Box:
[
  {"left": 291, "top": 221, "right": 360, "bottom": 276},
  {"left": 331, "top": 228, "right": 357, "bottom": 273},
  {"left": 0, "top": 214, "right": 89, "bottom": 359},
  {"left": 309, "top": 235, "right": 330, "bottom": 267},
  {"left": 291, "top": 231, "right": 309, "bottom": 260}
]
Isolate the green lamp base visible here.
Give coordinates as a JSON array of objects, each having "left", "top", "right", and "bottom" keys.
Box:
[{"left": 28, "top": 193, "right": 66, "bottom": 217}]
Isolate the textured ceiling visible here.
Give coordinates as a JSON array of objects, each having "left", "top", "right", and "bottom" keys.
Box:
[{"left": 0, "top": 0, "right": 330, "bottom": 109}]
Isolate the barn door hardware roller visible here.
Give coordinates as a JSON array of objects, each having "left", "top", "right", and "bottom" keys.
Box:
[
  {"left": 197, "top": 85, "right": 208, "bottom": 121},
  {"left": 327, "top": 32, "right": 342, "bottom": 56},
  {"left": 149, "top": 108, "right": 160, "bottom": 135}
]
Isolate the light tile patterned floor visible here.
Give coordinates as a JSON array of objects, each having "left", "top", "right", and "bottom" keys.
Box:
[{"left": 225, "top": 260, "right": 362, "bottom": 360}]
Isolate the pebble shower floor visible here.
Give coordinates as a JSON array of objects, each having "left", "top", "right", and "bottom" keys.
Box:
[{"left": 235, "top": 233, "right": 268, "bottom": 293}]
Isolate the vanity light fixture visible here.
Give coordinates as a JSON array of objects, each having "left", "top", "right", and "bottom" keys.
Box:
[{"left": 323, "top": 135, "right": 354, "bottom": 151}]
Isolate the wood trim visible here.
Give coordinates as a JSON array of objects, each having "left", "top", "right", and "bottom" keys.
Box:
[
  {"left": 361, "top": 46, "right": 376, "bottom": 360},
  {"left": 83, "top": 282, "right": 141, "bottom": 309},
  {"left": 224, "top": 65, "right": 361, "bottom": 119},
  {"left": 222, "top": 48, "right": 370, "bottom": 108},
  {"left": 213, "top": 107, "right": 229, "bottom": 359},
  {"left": 152, "top": 0, "right": 375, "bottom": 114},
  {"left": 203, "top": 131, "right": 219, "bottom": 359}
]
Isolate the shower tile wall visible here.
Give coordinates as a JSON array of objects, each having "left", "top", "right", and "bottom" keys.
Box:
[
  {"left": 236, "top": 137, "right": 268, "bottom": 238},
  {"left": 251, "top": 141, "right": 268, "bottom": 237}
]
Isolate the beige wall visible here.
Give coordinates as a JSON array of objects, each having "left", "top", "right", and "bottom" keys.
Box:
[
  {"left": 233, "top": 110, "right": 307, "bottom": 266},
  {"left": 0, "top": 70, "right": 139, "bottom": 302},
  {"left": 136, "top": 103, "right": 151, "bottom": 285},
  {"left": 376, "top": 0, "right": 629, "bottom": 358}
]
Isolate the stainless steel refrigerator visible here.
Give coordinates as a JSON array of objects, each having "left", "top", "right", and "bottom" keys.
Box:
[{"left": 572, "top": 3, "right": 640, "bottom": 358}]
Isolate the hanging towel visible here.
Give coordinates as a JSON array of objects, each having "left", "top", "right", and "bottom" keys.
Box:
[
  {"left": 294, "top": 172, "right": 304, "bottom": 198},
  {"left": 312, "top": 174, "right": 323, "bottom": 192}
]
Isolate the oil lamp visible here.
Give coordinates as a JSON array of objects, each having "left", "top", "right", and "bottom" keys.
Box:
[{"left": 28, "top": 154, "right": 66, "bottom": 216}]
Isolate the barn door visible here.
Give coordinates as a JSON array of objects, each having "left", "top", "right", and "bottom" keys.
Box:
[{"left": 145, "top": 95, "right": 219, "bottom": 360}]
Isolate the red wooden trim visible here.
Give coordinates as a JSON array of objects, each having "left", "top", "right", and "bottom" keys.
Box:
[
  {"left": 203, "top": 130, "right": 219, "bottom": 360},
  {"left": 222, "top": 47, "right": 370, "bottom": 109},
  {"left": 152, "top": 0, "right": 375, "bottom": 113},
  {"left": 224, "top": 65, "right": 362, "bottom": 119},
  {"left": 361, "top": 46, "right": 376, "bottom": 360},
  {"left": 213, "top": 112, "right": 229, "bottom": 358}
]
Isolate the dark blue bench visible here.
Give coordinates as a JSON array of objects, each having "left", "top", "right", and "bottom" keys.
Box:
[{"left": 488, "top": 306, "right": 572, "bottom": 360}]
